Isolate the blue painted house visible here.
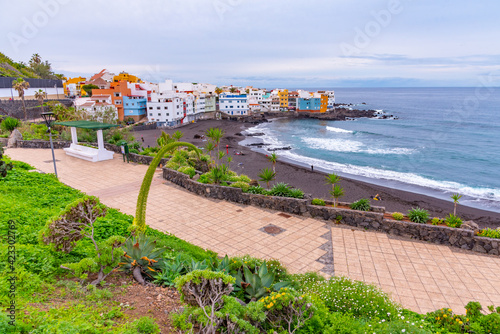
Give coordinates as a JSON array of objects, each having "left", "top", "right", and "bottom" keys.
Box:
[
  {"left": 123, "top": 96, "right": 147, "bottom": 119},
  {"left": 297, "top": 97, "right": 322, "bottom": 112}
]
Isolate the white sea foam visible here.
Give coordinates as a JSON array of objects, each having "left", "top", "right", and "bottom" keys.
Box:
[
  {"left": 303, "top": 137, "right": 414, "bottom": 155},
  {"left": 278, "top": 151, "right": 500, "bottom": 203},
  {"left": 326, "top": 126, "right": 353, "bottom": 134}
]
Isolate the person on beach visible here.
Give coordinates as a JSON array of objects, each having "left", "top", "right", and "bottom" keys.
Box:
[
  {"left": 371, "top": 194, "right": 382, "bottom": 201},
  {"left": 311, "top": 165, "right": 314, "bottom": 171}
]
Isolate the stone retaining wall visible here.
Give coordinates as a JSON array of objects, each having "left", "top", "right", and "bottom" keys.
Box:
[
  {"left": 163, "top": 167, "right": 500, "bottom": 256},
  {"left": 0, "top": 99, "right": 73, "bottom": 120}
]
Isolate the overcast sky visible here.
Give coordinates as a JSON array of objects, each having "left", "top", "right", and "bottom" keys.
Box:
[{"left": 1, "top": 0, "right": 500, "bottom": 88}]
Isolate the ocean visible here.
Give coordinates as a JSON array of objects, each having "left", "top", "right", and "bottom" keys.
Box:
[{"left": 241, "top": 87, "right": 500, "bottom": 213}]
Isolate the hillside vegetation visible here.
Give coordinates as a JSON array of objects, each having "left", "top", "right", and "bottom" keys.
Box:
[{"left": 0, "top": 52, "right": 63, "bottom": 79}]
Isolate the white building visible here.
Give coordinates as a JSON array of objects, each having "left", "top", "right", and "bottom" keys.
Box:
[
  {"left": 249, "top": 89, "right": 266, "bottom": 101},
  {"left": 147, "top": 92, "right": 184, "bottom": 127},
  {"left": 219, "top": 93, "right": 249, "bottom": 116},
  {"left": 74, "top": 94, "right": 117, "bottom": 121}
]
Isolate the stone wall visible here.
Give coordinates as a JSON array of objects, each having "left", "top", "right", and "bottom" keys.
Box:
[
  {"left": 0, "top": 99, "right": 73, "bottom": 120},
  {"left": 163, "top": 167, "right": 500, "bottom": 256}
]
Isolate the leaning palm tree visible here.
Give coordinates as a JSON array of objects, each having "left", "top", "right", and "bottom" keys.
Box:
[
  {"left": 267, "top": 152, "right": 278, "bottom": 173},
  {"left": 451, "top": 193, "right": 462, "bottom": 216},
  {"left": 34, "top": 89, "right": 47, "bottom": 114},
  {"left": 12, "top": 78, "right": 30, "bottom": 120},
  {"left": 258, "top": 168, "right": 276, "bottom": 189}
]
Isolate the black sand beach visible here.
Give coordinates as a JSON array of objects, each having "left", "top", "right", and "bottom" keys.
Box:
[{"left": 134, "top": 119, "right": 500, "bottom": 230}]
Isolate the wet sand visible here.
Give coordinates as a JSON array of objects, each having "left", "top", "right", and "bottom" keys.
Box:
[{"left": 134, "top": 119, "right": 500, "bottom": 229}]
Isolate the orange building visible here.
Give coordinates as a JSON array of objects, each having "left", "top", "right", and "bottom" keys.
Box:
[{"left": 92, "top": 81, "right": 131, "bottom": 121}]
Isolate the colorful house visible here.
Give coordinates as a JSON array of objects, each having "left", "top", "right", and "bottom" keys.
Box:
[
  {"left": 64, "top": 76, "right": 87, "bottom": 97},
  {"left": 297, "top": 94, "right": 328, "bottom": 112},
  {"left": 123, "top": 96, "right": 147, "bottom": 120},
  {"left": 113, "top": 72, "right": 142, "bottom": 83},
  {"left": 219, "top": 93, "right": 249, "bottom": 116},
  {"left": 278, "top": 89, "right": 289, "bottom": 111}
]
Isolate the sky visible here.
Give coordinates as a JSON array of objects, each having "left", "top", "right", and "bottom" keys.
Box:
[{"left": 1, "top": 0, "right": 500, "bottom": 88}]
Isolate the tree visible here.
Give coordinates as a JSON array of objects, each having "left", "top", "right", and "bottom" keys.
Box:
[
  {"left": 325, "top": 173, "right": 341, "bottom": 192},
  {"left": 134, "top": 142, "right": 201, "bottom": 232},
  {"left": 12, "top": 78, "right": 30, "bottom": 120},
  {"left": 330, "top": 185, "right": 345, "bottom": 207},
  {"left": 172, "top": 130, "right": 184, "bottom": 151},
  {"left": 451, "top": 193, "right": 462, "bottom": 216},
  {"left": 258, "top": 168, "right": 276, "bottom": 189},
  {"left": 82, "top": 84, "right": 99, "bottom": 97},
  {"left": 215, "top": 87, "right": 223, "bottom": 95},
  {"left": 28, "top": 53, "right": 57, "bottom": 79},
  {"left": 229, "top": 87, "right": 237, "bottom": 93},
  {"left": 206, "top": 127, "right": 224, "bottom": 164},
  {"left": 267, "top": 152, "right": 278, "bottom": 173},
  {"left": 34, "top": 89, "right": 47, "bottom": 114}
]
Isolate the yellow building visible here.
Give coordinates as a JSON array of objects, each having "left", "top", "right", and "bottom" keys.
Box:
[
  {"left": 320, "top": 94, "right": 328, "bottom": 113},
  {"left": 113, "top": 72, "right": 142, "bottom": 83},
  {"left": 278, "top": 89, "right": 288, "bottom": 111},
  {"left": 63, "top": 77, "right": 87, "bottom": 97}
]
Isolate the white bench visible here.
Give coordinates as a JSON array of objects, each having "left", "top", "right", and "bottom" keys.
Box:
[{"left": 64, "top": 144, "right": 114, "bottom": 162}]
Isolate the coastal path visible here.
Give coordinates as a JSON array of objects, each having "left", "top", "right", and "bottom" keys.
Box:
[{"left": 7, "top": 148, "right": 500, "bottom": 315}]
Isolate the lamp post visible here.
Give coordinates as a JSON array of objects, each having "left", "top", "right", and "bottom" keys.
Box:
[{"left": 41, "top": 112, "right": 58, "bottom": 179}]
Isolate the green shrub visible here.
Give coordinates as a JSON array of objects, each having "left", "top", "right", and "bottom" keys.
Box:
[
  {"left": 392, "top": 212, "right": 404, "bottom": 220},
  {"left": 178, "top": 166, "right": 196, "bottom": 178},
  {"left": 445, "top": 214, "right": 463, "bottom": 228},
  {"left": 350, "top": 199, "right": 371, "bottom": 211},
  {"left": 311, "top": 198, "right": 326, "bottom": 206},
  {"left": 407, "top": 207, "right": 430, "bottom": 224},
  {"left": 267, "top": 182, "right": 304, "bottom": 199},
  {"left": 431, "top": 217, "right": 442, "bottom": 225},
  {"left": 198, "top": 173, "right": 211, "bottom": 184},
  {"left": 230, "top": 181, "right": 250, "bottom": 192},
  {"left": 0, "top": 117, "right": 20, "bottom": 132},
  {"left": 296, "top": 276, "right": 401, "bottom": 321},
  {"left": 478, "top": 228, "right": 500, "bottom": 239},
  {"left": 246, "top": 185, "right": 268, "bottom": 195},
  {"left": 124, "top": 316, "right": 160, "bottom": 334}
]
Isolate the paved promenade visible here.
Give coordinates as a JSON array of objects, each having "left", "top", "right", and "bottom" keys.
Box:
[{"left": 7, "top": 148, "right": 500, "bottom": 314}]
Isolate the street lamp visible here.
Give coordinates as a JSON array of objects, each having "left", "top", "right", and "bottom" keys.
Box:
[{"left": 41, "top": 112, "right": 58, "bottom": 179}]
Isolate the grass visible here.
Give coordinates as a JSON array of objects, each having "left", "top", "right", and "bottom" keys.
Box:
[{"left": 0, "top": 162, "right": 213, "bottom": 332}]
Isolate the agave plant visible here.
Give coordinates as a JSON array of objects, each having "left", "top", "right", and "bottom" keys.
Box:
[
  {"left": 119, "top": 234, "right": 166, "bottom": 285},
  {"left": 153, "top": 257, "right": 188, "bottom": 287},
  {"left": 233, "top": 262, "right": 290, "bottom": 302}
]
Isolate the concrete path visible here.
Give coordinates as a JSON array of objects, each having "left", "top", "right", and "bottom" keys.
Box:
[{"left": 7, "top": 148, "right": 500, "bottom": 314}]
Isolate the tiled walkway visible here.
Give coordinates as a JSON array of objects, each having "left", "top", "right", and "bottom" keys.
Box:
[{"left": 7, "top": 148, "right": 500, "bottom": 314}]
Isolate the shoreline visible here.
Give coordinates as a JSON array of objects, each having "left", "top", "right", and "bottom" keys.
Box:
[{"left": 134, "top": 119, "right": 500, "bottom": 229}]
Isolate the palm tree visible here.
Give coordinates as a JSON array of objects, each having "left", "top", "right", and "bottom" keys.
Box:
[
  {"left": 172, "top": 130, "right": 184, "bottom": 141},
  {"left": 206, "top": 127, "right": 224, "bottom": 163},
  {"left": 34, "top": 89, "right": 47, "bottom": 114},
  {"left": 451, "top": 193, "right": 462, "bottom": 216},
  {"left": 215, "top": 87, "right": 223, "bottom": 95},
  {"left": 258, "top": 168, "right": 276, "bottom": 189},
  {"left": 227, "top": 156, "right": 233, "bottom": 169},
  {"left": 12, "top": 78, "right": 30, "bottom": 120},
  {"left": 204, "top": 141, "right": 216, "bottom": 163},
  {"left": 325, "top": 173, "right": 341, "bottom": 192},
  {"left": 267, "top": 153, "right": 278, "bottom": 173},
  {"left": 330, "top": 185, "right": 345, "bottom": 207},
  {"left": 229, "top": 87, "right": 237, "bottom": 93}
]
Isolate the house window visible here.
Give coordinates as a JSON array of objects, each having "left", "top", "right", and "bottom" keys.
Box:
[
  {"left": 126, "top": 103, "right": 129, "bottom": 106},
  {"left": 149, "top": 107, "right": 152, "bottom": 110},
  {"left": 164, "top": 106, "right": 168, "bottom": 109},
  {"left": 158, "top": 113, "right": 161, "bottom": 116},
  {"left": 149, "top": 113, "right": 153, "bottom": 116},
  {"left": 114, "top": 93, "right": 120, "bottom": 97},
  {"left": 157, "top": 107, "right": 160, "bottom": 110}
]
